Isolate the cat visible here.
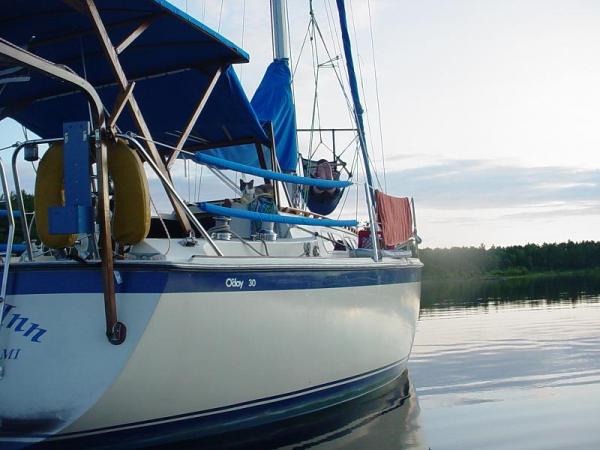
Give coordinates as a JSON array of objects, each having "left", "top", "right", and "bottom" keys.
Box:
[
  {"left": 239, "top": 179, "right": 255, "bottom": 204},
  {"left": 239, "top": 179, "right": 274, "bottom": 204}
]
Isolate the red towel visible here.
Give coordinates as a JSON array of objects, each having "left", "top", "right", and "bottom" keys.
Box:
[{"left": 375, "top": 190, "right": 413, "bottom": 247}]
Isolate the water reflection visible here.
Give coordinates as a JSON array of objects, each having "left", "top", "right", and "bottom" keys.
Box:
[
  {"left": 151, "top": 371, "right": 428, "bottom": 450},
  {"left": 421, "top": 273, "right": 600, "bottom": 310},
  {"left": 413, "top": 274, "right": 600, "bottom": 449}
]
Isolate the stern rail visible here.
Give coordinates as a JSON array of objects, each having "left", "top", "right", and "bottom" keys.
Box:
[{"left": 0, "top": 157, "right": 16, "bottom": 379}]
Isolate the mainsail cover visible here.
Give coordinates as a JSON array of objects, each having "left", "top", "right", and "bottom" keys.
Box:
[{"left": 206, "top": 59, "right": 298, "bottom": 171}]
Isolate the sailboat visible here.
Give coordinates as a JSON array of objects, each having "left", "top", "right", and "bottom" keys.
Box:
[{"left": 0, "top": 0, "right": 422, "bottom": 448}]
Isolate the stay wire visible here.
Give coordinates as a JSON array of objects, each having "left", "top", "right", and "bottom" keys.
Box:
[
  {"left": 367, "top": 0, "right": 387, "bottom": 191},
  {"left": 348, "top": 0, "right": 382, "bottom": 191},
  {"left": 217, "top": 0, "right": 224, "bottom": 32}
]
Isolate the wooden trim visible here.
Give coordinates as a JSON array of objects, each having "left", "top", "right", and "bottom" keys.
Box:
[
  {"left": 94, "top": 133, "right": 117, "bottom": 337},
  {"left": 84, "top": 0, "right": 192, "bottom": 234},
  {"left": 116, "top": 18, "right": 153, "bottom": 54},
  {"left": 108, "top": 81, "right": 135, "bottom": 131}
]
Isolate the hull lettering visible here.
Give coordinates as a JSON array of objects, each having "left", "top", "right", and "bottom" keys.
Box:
[
  {"left": 0, "top": 348, "right": 21, "bottom": 360},
  {"left": 0, "top": 305, "right": 47, "bottom": 343}
]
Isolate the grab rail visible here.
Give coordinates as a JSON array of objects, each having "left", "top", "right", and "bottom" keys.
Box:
[
  {"left": 0, "top": 157, "right": 15, "bottom": 379},
  {"left": 12, "top": 137, "right": 64, "bottom": 261}
]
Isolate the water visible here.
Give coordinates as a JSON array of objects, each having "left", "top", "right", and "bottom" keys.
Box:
[
  {"left": 412, "top": 275, "right": 600, "bottom": 449},
  {"left": 154, "top": 274, "right": 600, "bottom": 449}
]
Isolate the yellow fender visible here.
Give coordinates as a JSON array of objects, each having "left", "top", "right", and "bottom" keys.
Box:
[
  {"left": 107, "top": 139, "right": 151, "bottom": 245},
  {"left": 35, "top": 140, "right": 150, "bottom": 248},
  {"left": 34, "top": 144, "right": 77, "bottom": 249}
]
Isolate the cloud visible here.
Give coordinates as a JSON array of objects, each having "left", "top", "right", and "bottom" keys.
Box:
[{"left": 387, "top": 158, "right": 600, "bottom": 212}]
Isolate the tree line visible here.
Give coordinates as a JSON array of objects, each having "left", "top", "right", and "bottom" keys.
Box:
[
  {"left": 420, "top": 241, "right": 600, "bottom": 279},
  {"left": 0, "top": 191, "right": 37, "bottom": 244}
]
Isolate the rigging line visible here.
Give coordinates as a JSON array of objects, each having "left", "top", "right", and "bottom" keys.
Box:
[
  {"left": 355, "top": 150, "right": 362, "bottom": 223},
  {"left": 0, "top": 144, "right": 17, "bottom": 152},
  {"left": 324, "top": 0, "right": 349, "bottom": 91},
  {"left": 324, "top": 0, "right": 353, "bottom": 125},
  {"left": 186, "top": 158, "right": 191, "bottom": 202},
  {"left": 193, "top": 156, "right": 198, "bottom": 203},
  {"left": 217, "top": 0, "right": 224, "bottom": 32},
  {"left": 337, "top": 134, "right": 359, "bottom": 158},
  {"left": 312, "top": 16, "right": 354, "bottom": 120},
  {"left": 308, "top": 16, "right": 320, "bottom": 160},
  {"left": 362, "top": 138, "right": 384, "bottom": 191},
  {"left": 79, "top": 37, "right": 95, "bottom": 127},
  {"left": 335, "top": 144, "right": 359, "bottom": 220},
  {"left": 348, "top": 0, "right": 381, "bottom": 191},
  {"left": 367, "top": 0, "right": 387, "bottom": 191},
  {"left": 293, "top": 21, "right": 312, "bottom": 77},
  {"left": 149, "top": 190, "right": 171, "bottom": 256},
  {"left": 196, "top": 164, "right": 204, "bottom": 201},
  {"left": 202, "top": 0, "right": 206, "bottom": 21}
]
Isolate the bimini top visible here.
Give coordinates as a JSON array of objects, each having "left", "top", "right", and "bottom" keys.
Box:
[{"left": 0, "top": 0, "right": 269, "bottom": 150}]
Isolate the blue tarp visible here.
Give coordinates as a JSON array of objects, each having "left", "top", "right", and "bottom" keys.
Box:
[
  {"left": 206, "top": 59, "right": 298, "bottom": 171},
  {"left": 0, "top": 0, "right": 269, "bottom": 152},
  {"left": 195, "top": 153, "right": 352, "bottom": 189}
]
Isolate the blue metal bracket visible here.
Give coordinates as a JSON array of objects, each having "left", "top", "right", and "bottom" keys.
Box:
[{"left": 48, "top": 122, "right": 94, "bottom": 235}]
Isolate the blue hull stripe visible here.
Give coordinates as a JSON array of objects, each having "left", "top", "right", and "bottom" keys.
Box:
[
  {"left": 5, "top": 264, "right": 421, "bottom": 296},
  {"left": 45, "top": 359, "right": 406, "bottom": 448}
]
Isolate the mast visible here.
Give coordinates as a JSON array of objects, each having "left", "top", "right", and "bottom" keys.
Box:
[
  {"left": 335, "top": 0, "right": 377, "bottom": 205},
  {"left": 270, "top": 0, "right": 290, "bottom": 61}
]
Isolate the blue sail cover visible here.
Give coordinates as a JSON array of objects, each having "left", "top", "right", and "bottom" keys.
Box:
[
  {"left": 0, "top": 0, "right": 269, "bottom": 152},
  {"left": 205, "top": 59, "right": 298, "bottom": 171}
]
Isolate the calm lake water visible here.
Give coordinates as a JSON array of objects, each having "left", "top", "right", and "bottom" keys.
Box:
[
  {"left": 413, "top": 274, "right": 600, "bottom": 450},
  {"left": 154, "top": 274, "right": 600, "bottom": 449}
]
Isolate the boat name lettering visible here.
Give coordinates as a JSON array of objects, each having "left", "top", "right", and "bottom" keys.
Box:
[
  {"left": 0, "top": 348, "right": 21, "bottom": 360},
  {"left": 225, "top": 278, "right": 244, "bottom": 289},
  {"left": 0, "top": 304, "right": 47, "bottom": 343}
]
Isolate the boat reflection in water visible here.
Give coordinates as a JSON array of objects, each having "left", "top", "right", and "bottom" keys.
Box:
[{"left": 150, "top": 370, "right": 427, "bottom": 450}]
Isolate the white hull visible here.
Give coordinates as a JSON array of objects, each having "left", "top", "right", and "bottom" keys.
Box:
[{"left": 0, "top": 259, "right": 420, "bottom": 448}]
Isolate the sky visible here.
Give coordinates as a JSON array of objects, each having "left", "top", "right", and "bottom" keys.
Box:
[{"left": 2, "top": 0, "right": 600, "bottom": 248}]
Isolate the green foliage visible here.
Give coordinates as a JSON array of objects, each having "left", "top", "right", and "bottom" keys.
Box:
[
  {"left": 0, "top": 190, "right": 38, "bottom": 244},
  {"left": 421, "top": 241, "right": 600, "bottom": 280}
]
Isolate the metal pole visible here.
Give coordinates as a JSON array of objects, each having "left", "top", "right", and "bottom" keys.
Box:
[
  {"left": 270, "top": 0, "right": 290, "bottom": 60},
  {"left": 12, "top": 144, "right": 33, "bottom": 261},
  {"left": 120, "top": 134, "right": 224, "bottom": 257},
  {"left": 0, "top": 159, "right": 15, "bottom": 301},
  {"left": 0, "top": 158, "right": 15, "bottom": 379},
  {"left": 411, "top": 197, "right": 419, "bottom": 257},
  {"left": 364, "top": 183, "right": 379, "bottom": 262}
]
